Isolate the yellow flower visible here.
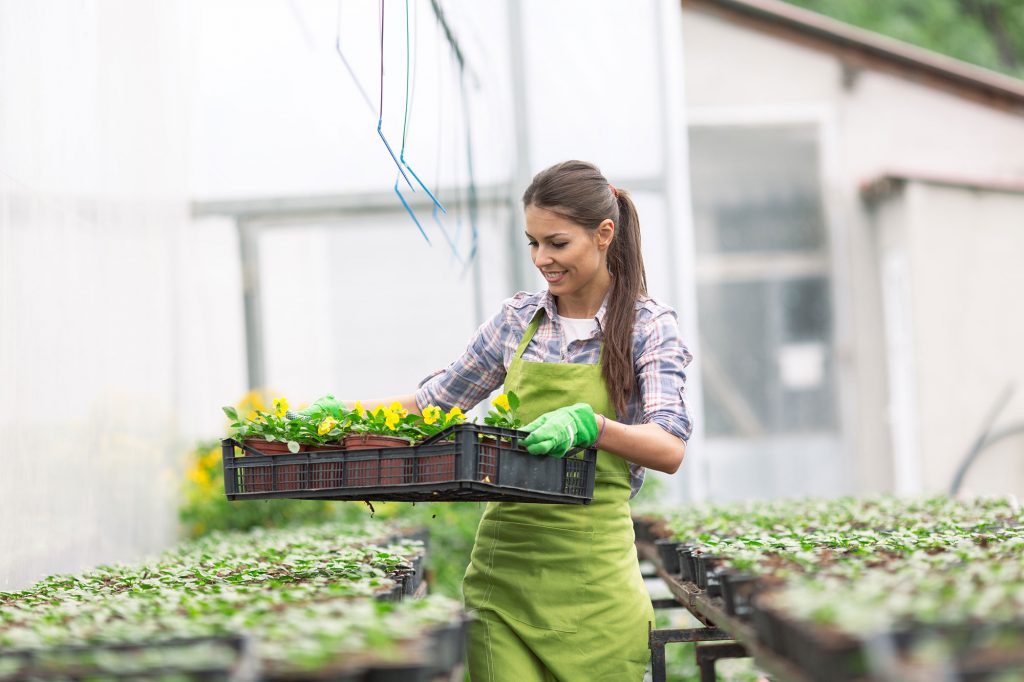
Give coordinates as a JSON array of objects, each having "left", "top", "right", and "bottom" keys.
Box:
[
  {"left": 390, "top": 401, "right": 409, "bottom": 418},
  {"left": 445, "top": 406, "right": 465, "bottom": 425},
  {"left": 354, "top": 401, "right": 365, "bottom": 418},
  {"left": 239, "top": 389, "right": 268, "bottom": 420},
  {"left": 384, "top": 409, "right": 400, "bottom": 431},
  {"left": 372, "top": 405, "right": 384, "bottom": 417},
  {"left": 273, "top": 397, "right": 289, "bottom": 418},
  {"left": 201, "top": 447, "right": 221, "bottom": 470},
  {"left": 422, "top": 405, "right": 441, "bottom": 425},
  {"left": 187, "top": 464, "right": 211, "bottom": 488},
  {"left": 318, "top": 416, "right": 339, "bottom": 436},
  {"left": 491, "top": 394, "right": 511, "bottom": 412}
]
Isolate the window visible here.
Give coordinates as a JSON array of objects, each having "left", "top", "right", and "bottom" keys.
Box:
[{"left": 689, "top": 124, "right": 836, "bottom": 438}]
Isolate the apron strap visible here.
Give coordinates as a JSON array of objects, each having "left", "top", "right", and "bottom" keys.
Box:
[
  {"left": 513, "top": 306, "right": 608, "bottom": 364},
  {"left": 513, "top": 308, "right": 546, "bottom": 361}
]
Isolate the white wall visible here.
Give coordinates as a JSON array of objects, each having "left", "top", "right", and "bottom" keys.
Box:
[
  {"left": 680, "top": 5, "right": 1024, "bottom": 495},
  {"left": 0, "top": 1, "right": 192, "bottom": 589},
  {"left": 874, "top": 182, "right": 1024, "bottom": 497}
]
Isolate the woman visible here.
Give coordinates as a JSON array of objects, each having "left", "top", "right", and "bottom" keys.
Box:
[{"left": 315, "top": 160, "right": 692, "bottom": 680}]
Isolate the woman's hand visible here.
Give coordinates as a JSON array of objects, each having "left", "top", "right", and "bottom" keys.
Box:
[
  {"left": 295, "top": 395, "right": 347, "bottom": 420},
  {"left": 521, "top": 403, "right": 600, "bottom": 457},
  {"left": 521, "top": 404, "right": 685, "bottom": 474}
]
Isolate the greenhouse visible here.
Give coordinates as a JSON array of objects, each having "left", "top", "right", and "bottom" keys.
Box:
[{"left": 3, "top": 0, "right": 1024, "bottom": 680}]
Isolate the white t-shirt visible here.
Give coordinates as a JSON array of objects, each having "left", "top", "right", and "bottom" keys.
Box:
[{"left": 556, "top": 314, "right": 599, "bottom": 345}]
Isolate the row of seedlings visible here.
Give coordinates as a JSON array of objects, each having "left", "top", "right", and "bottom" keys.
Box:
[
  {"left": 0, "top": 522, "right": 466, "bottom": 681},
  {"left": 636, "top": 495, "right": 1024, "bottom": 682}
]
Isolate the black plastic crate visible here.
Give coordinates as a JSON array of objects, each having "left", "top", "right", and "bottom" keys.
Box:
[{"left": 223, "top": 424, "right": 597, "bottom": 505}]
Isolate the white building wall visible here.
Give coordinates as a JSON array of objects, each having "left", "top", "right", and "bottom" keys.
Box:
[
  {"left": 0, "top": 1, "right": 191, "bottom": 589},
  {"left": 898, "top": 182, "right": 1024, "bottom": 496},
  {"left": 680, "top": 5, "right": 1024, "bottom": 495}
]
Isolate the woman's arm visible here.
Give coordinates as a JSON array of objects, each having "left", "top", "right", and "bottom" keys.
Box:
[{"left": 594, "top": 416, "right": 685, "bottom": 474}]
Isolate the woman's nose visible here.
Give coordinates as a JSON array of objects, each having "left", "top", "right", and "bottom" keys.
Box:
[{"left": 533, "top": 247, "right": 553, "bottom": 266}]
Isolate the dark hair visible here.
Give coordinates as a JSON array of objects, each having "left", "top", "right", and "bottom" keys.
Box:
[{"left": 522, "top": 160, "right": 647, "bottom": 416}]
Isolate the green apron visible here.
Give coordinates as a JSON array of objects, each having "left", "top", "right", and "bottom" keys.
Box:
[{"left": 463, "top": 309, "right": 653, "bottom": 681}]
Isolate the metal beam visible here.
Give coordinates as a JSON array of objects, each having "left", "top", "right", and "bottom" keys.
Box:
[
  {"left": 237, "top": 219, "right": 265, "bottom": 391},
  {"left": 190, "top": 183, "right": 511, "bottom": 224}
]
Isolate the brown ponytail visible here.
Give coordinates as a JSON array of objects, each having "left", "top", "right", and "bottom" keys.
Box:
[{"left": 522, "top": 160, "right": 647, "bottom": 416}]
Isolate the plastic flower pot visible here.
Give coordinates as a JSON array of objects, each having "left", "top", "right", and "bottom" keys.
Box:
[
  {"left": 786, "top": 618, "right": 868, "bottom": 682},
  {"left": 655, "top": 539, "right": 682, "bottom": 575},
  {"left": 306, "top": 443, "right": 345, "bottom": 489},
  {"left": 425, "top": 621, "right": 467, "bottom": 678},
  {"left": 750, "top": 599, "right": 786, "bottom": 656},
  {"left": 364, "top": 663, "right": 432, "bottom": 682},
  {"left": 695, "top": 554, "right": 723, "bottom": 591},
  {"left": 705, "top": 565, "right": 725, "bottom": 598},
  {"left": 720, "top": 571, "right": 759, "bottom": 618},
  {"left": 344, "top": 434, "right": 410, "bottom": 485},
  {"left": 477, "top": 437, "right": 500, "bottom": 481},
  {"left": 677, "top": 545, "right": 697, "bottom": 583},
  {"left": 416, "top": 444, "right": 457, "bottom": 483},
  {"left": 241, "top": 439, "right": 302, "bottom": 492}
]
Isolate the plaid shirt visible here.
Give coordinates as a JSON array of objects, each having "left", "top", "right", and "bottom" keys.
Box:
[{"left": 415, "top": 290, "right": 694, "bottom": 498}]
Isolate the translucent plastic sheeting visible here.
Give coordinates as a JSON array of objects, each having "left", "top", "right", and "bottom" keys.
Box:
[{"left": 0, "top": 1, "right": 192, "bottom": 590}]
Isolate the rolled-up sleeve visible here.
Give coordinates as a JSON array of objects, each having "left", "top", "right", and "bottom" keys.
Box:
[
  {"left": 635, "top": 309, "right": 693, "bottom": 442},
  {"left": 415, "top": 307, "right": 508, "bottom": 411}
]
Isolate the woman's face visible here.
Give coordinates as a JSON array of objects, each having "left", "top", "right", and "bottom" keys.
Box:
[{"left": 524, "top": 205, "right": 613, "bottom": 298}]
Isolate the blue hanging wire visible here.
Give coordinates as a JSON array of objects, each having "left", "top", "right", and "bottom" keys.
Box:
[
  {"left": 394, "top": 0, "right": 463, "bottom": 258},
  {"left": 334, "top": 0, "right": 378, "bottom": 118},
  {"left": 458, "top": 61, "right": 480, "bottom": 276},
  {"left": 449, "top": 51, "right": 465, "bottom": 264},
  {"left": 286, "top": 0, "right": 317, "bottom": 52},
  {"left": 373, "top": 0, "right": 415, "bottom": 192},
  {"left": 428, "top": 0, "right": 477, "bottom": 272},
  {"left": 395, "top": 0, "right": 444, "bottom": 212}
]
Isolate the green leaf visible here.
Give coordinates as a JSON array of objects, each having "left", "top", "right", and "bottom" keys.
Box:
[
  {"left": 222, "top": 406, "right": 239, "bottom": 421},
  {"left": 287, "top": 441, "right": 300, "bottom": 454},
  {"left": 507, "top": 392, "right": 520, "bottom": 410}
]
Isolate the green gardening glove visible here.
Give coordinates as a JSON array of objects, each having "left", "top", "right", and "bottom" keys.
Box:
[
  {"left": 521, "top": 403, "right": 600, "bottom": 458},
  {"left": 293, "top": 394, "right": 346, "bottom": 421}
]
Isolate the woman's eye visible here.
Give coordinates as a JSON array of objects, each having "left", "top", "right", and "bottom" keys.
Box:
[
  {"left": 527, "top": 241, "right": 538, "bottom": 247},
  {"left": 552, "top": 242, "right": 568, "bottom": 249}
]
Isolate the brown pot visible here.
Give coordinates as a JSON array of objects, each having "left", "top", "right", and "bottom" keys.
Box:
[
  {"left": 241, "top": 439, "right": 303, "bottom": 492},
  {"left": 343, "top": 434, "right": 410, "bottom": 486},
  {"left": 242, "top": 438, "right": 294, "bottom": 455},
  {"left": 343, "top": 434, "right": 410, "bottom": 449},
  {"left": 306, "top": 443, "right": 345, "bottom": 489},
  {"left": 417, "top": 452, "right": 456, "bottom": 483},
  {"left": 477, "top": 437, "right": 500, "bottom": 482}
]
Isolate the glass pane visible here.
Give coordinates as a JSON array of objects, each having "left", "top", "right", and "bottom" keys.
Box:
[
  {"left": 698, "top": 277, "right": 836, "bottom": 437},
  {"left": 689, "top": 125, "right": 827, "bottom": 255}
]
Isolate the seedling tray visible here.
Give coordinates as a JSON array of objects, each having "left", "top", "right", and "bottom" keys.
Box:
[
  {"left": 0, "top": 634, "right": 256, "bottom": 681},
  {"left": 222, "top": 424, "right": 597, "bottom": 505}
]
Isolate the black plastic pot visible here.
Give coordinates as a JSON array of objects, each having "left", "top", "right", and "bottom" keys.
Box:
[
  {"left": 787, "top": 621, "right": 868, "bottom": 682},
  {"left": 364, "top": 663, "right": 431, "bottom": 682},
  {"left": 705, "top": 565, "right": 724, "bottom": 598},
  {"left": 677, "top": 545, "right": 696, "bottom": 583},
  {"left": 632, "top": 517, "right": 652, "bottom": 543},
  {"left": 375, "top": 582, "right": 404, "bottom": 603},
  {"left": 655, "top": 538, "right": 681, "bottom": 575},
  {"left": 695, "top": 554, "right": 722, "bottom": 591},
  {"left": 750, "top": 601, "right": 786, "bottom": 656},
  {"left": 426, "top": 620, "right": 468, "bottom": 677},
  {"left": 720, "top": 571, "right": 758, "bottom": 618}
]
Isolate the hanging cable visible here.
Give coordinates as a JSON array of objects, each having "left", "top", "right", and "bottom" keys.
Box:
[{"left": 334, "top": 0, "right": 377, "bottom": 118}]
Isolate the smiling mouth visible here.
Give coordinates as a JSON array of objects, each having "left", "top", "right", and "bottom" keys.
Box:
[{"left": 543, "top": 271, "right": 567, "bottom": 282}]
